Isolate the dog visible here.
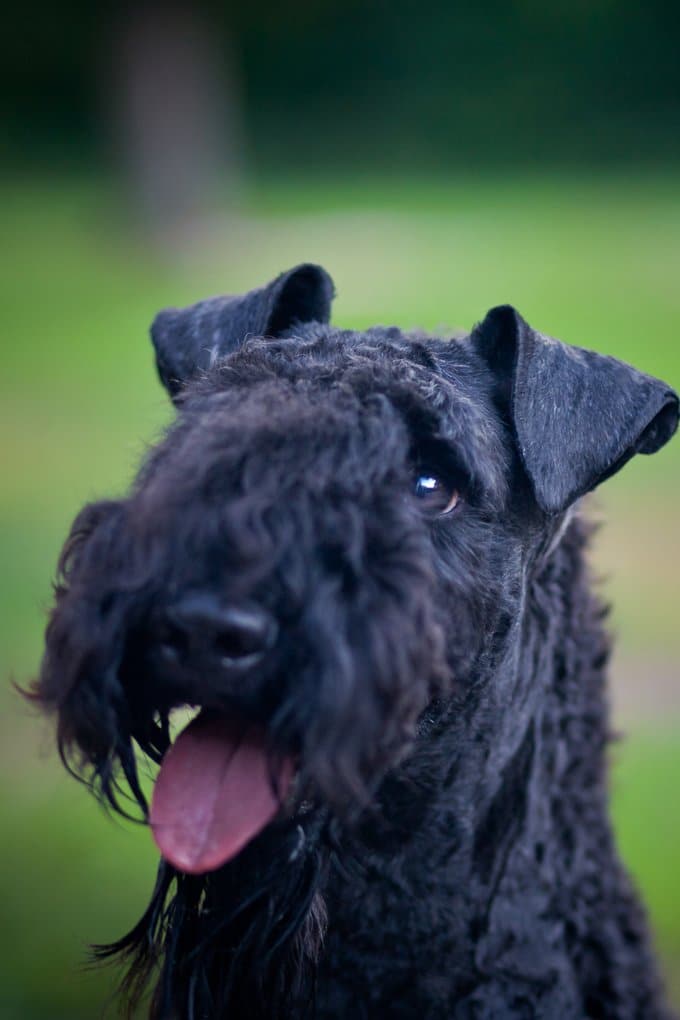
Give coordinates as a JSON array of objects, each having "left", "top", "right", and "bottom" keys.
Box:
[{"left": 31, "top": 264, "right": 678, "bottom": 1018}]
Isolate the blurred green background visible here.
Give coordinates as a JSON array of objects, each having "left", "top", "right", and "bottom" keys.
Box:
[{"left": 1, "top": 3, "right": 679, "bottom": 1017}]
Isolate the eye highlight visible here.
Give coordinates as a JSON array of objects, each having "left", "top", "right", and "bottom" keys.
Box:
[{"left": 413, "top": 474, "right": 460, "bottom": 516}]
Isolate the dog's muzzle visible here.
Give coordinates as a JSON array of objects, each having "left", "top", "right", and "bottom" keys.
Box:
[{"left": 143, "top": 594, "right": 292, "bottom": 875}]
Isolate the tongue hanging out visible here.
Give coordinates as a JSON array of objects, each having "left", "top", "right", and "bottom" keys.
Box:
[{"left": 150, "top": 713, "right": 294, "bottom": 874}]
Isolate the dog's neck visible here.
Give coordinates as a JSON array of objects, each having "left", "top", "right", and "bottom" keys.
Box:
[{"left": 317, "top": 515, "right": 666, "bottom": 1017}]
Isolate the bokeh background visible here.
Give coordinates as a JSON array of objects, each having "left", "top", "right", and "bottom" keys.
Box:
[{"left": 2, "top": 3, "right": 679, "bottom": 1016}]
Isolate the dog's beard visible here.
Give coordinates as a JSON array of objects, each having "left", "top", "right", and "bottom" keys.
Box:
[
  {"left": 96, "top": 810, "right": 329, "bottom": 1020},
  {"left": 88, "top": 631, "right": 447, "bottom": 1019}
]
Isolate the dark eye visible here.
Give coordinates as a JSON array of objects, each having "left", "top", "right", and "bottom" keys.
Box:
[{"left": 414, "top": 474, "right": 460, "bottom": 515}]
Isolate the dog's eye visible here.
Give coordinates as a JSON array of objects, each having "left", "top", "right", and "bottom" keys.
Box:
[{"left": 414, "top": 474, "right": 460, "bottom": 515}]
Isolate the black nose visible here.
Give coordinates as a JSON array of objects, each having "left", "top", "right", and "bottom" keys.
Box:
[{"left": 162, "top": 596, "right": 278, "bottom": 669}]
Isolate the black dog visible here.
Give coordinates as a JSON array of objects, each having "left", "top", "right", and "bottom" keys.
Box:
[{"left": 32, "top": 265, "right": 678, "bottom": 1018}]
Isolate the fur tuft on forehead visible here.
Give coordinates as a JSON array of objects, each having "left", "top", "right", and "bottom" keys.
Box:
[{"left": 167, "top": 325, "right": 512, "bottom": 511}]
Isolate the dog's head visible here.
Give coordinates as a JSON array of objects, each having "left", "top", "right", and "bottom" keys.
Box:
[{"left": 34, "top": 264, "right": 677, "bottom": 881}]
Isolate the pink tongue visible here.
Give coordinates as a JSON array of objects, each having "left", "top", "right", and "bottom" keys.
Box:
[{"left": 150, "top": 714, "right": 293, "bottom": 874}]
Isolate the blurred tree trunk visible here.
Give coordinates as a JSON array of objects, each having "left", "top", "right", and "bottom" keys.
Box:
[{"left": 108, "top": 3, "right": 243, "bottom": 241}]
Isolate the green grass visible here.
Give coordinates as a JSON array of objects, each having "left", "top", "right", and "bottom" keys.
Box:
[
  {"left": 1, "top": 171, "right": 679, "bottom": 1015},
  {"left": 612, "top": 730, "right": 680, "bottom": 1006}
]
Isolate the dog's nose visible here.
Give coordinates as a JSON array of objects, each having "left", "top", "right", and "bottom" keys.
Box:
[{"left": 164, "top": 596, "right": 277, "bottom": 668}]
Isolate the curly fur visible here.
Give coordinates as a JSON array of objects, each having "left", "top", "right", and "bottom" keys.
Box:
[{"left": 30, "top": 266, "right": 678, "bottom": 1018}]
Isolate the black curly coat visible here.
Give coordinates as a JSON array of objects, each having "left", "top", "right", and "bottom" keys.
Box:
[{"left": 31, "top": 265, "right": 678, "bottom": 1018}]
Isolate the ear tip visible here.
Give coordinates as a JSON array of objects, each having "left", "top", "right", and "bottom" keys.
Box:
[
  {"left": 486, "top": 302, "right": 519, "bottom": 316},
  {"left": 150, "top": 307, "right": 180, "bottom": 348},
  {"left": 284, "top": 262, "right": 335, "bottom": 304},
  {"left": 268, "top": 263, "right": 335, "bottom": 335},
  {"left": 289, "top": 261, "right": 334, "bottom": 284},
  {"left": 481, "top": 304, "right": 521, "bottom": 328},
  {"left": 475, "top": 305, "right": 529, "bottom": 352},
  {"left": 149, "top": 308, "right": 186, "bottom": 398},
  {"left": 638, "top": 391, "right": 680, "bottom": 454}
]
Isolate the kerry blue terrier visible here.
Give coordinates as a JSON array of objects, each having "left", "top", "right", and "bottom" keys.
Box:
[{"left": 32, "top": 264, "right": 678, "bottom": 1018}]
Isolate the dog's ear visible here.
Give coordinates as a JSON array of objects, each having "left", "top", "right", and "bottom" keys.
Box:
[
  {"left": 473, "top": 305, "right": 679, "bottom": 514},
  {"left": 151, "top": 263, "right": 335, "bottom": 399}
]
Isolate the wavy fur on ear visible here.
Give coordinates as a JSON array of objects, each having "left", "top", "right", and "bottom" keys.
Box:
[
  {"left": 473, "top": 305, "right": 679, "bottom": 513},
  {"left": 152, "top": 264, "right": 335, "bottom": 399}
]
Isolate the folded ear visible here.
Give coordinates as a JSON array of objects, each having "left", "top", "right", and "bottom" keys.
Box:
[
  {"left": 473, "top": 305, "right": 678, "bottom": 514},
  {"left": 151, "top": 263, "right": 335, "bottom": 399}
]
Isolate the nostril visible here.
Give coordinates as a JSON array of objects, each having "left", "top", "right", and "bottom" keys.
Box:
[
  {"left": 158, "top": 623, "right": 189, "bottom": 662},
  {"left": 215, "top": 627, "right": 262, "bottom": 661},
  {"left": 214, "top": 608, "right": 278, "bottom": 664}
]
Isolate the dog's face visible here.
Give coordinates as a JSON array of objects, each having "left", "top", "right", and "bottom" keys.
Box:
[{"left": 34, "top": 264, "right": 678, "bottom": 881}]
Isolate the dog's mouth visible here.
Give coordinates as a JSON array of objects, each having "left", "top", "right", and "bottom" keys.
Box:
[{"left": 149, "top": 710, "right": 295, "bottom": 875}]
